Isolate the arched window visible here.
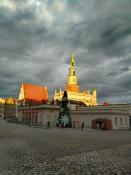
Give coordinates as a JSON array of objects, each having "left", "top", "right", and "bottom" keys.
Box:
[{"left": 73, "top": 71, "right": 75, "bottom": 76}]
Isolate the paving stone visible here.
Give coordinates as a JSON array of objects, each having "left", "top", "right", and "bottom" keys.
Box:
[{"left": 0, "top": 120, "right": 131, "bottom": 174}]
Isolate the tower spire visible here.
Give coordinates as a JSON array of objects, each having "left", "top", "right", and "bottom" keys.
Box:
[
  {"left": 70, "top": 51, "right": 75, "bottom": 67},
  {"left": 65, "top": 52, "right": 79, "bottom": 93}
]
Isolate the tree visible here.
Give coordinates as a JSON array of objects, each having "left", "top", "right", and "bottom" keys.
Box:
[{"left": 57, "top": 91, "right": 72, "bottom": 127}]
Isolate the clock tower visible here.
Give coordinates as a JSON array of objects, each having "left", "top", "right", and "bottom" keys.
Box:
[{"left": 66, "top": 52, "right": 79, "bottom": 93}]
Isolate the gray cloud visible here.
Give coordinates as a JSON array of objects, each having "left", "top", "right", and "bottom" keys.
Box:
[{"left": 0, "top": 0, "right": 131, "bottom": 104}]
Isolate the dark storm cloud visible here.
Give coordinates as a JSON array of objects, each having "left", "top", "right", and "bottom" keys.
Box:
[{"left": 0, "top": 0, "right": 131, "bottom": 103}]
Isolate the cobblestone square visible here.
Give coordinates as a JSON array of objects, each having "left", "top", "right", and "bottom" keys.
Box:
[{"left": 0, "top": 120, "right": 131, "bottom": 175}]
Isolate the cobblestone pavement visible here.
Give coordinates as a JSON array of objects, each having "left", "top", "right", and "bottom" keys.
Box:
[{"left": 0, "top": 120, "right": 131, "bottom": 175}]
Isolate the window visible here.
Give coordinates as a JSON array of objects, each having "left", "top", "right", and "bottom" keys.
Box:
[
  {"left": 125, "top": 118, "right": 128, "bottom": 125},
  {"left": 120, "top": 118, "right": 123, "bottom": 125},
  {"left": 73, "top": 71, "right": 75, "bottom": 76},
  {"left": 114, "top": 117, "right": 117, "bottom": 125}
]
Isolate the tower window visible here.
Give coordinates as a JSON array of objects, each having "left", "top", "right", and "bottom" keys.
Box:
[{"left": 73, "top": 71, "right": 75, "bottom": 76}]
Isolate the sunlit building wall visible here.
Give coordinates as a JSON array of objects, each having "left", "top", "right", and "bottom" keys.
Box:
[{"left": 54, "top": 53, "right": 98, "bottom": 106}]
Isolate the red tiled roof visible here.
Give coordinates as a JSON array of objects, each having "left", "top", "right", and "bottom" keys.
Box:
[{"left": 23, "top": 83, "right": 48, "bottom": 103}]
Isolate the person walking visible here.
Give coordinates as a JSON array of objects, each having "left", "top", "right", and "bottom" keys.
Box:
[
  {"left": 96, "top": 122, "right": 99, "bottom": 129},
  {"left": 81, "top": 122, "right": 84, "bottom": 131},
  {"left": 47, "top": 121, "right": 50, "bottom": 129}
]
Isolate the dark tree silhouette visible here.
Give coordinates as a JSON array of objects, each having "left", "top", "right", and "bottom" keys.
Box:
[{"left": 57, "top": 91, "right": 72, "bottom": 128}]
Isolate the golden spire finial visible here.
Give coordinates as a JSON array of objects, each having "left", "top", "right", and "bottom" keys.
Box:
[{"left": 70, "top": 51, "right": 75, "bottom": 67}]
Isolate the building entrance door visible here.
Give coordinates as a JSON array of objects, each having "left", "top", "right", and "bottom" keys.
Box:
[
  {"left": 96, "top": 120, "right": 103, "bottom": 129},
  {"left": 92, "top": 118, "right": 112, "bottom": 130}
]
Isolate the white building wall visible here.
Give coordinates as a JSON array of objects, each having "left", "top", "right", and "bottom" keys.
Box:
[
  {"left": 17, "top": 105, "right": 130, "bottom": 130},
  {"left": 38, "top": 109, "right": 59, "bottom": 127},
  {"left": 112, "top": 115, "right": 130, "bottom": 130},
  {"left": 70, "top": 112, "right": 113, "bottom": 128}
]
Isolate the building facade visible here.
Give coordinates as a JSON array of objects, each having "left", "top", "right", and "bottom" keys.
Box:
[
  {"left": 54, "top": 53, "right": 98, "bottom": 106},
  {"left": 18, "top": 82, "right": 48, "bottom": 105},
  {"left": 3, "top": 97, "right": 17, "bottom": 120},
  {"left": 4, "top": 104, "right": 17, "bottom": 120},
  {"left": 18, "top": 104, "right": 59, "bottom": 127},
  {"left": 17, "top": 104, "right": 130, "bottom": 130},
  {"left": 0, "top": 97, "right": 17, "bottom": 120},
  {"left": 0, "top": 98, "right": 5, "bottom": 104},
  {"left": 0, "top": 104, "right": 4, "bottom": 119}
]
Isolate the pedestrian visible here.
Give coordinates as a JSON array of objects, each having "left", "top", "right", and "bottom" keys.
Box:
[
  {"left": 81, "top": 122, "right": 84, "bottom": 130},
  {"left": 47, "top": 121, "right": 50, "bottom": 129},
  {"left": 102, "top": 122, "right": 104, "bottom": 130},
  {"left": 96, "top": 123, "right": 99, "bottom": 129}
]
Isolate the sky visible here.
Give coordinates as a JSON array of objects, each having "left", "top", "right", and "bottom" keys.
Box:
[{"left": 0, "top": 0, "right": 131, "bottom": 104}]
